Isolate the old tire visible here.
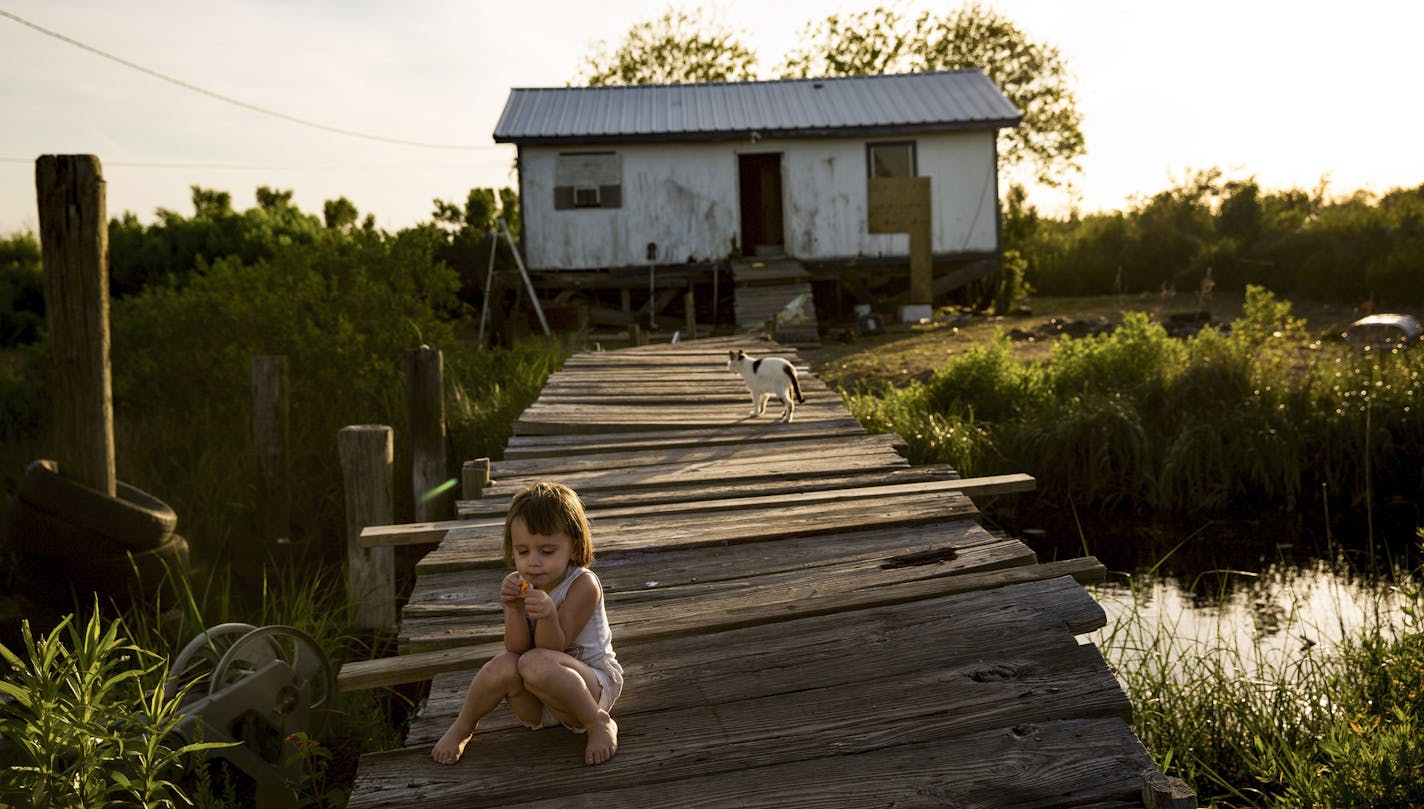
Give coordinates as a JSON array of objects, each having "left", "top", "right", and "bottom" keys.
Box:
[
  {"left": 11, "top": 531, "right": 190, "bottom": 610},
  {"left": 7, "top": 459, "right": 176, "bottom": 554}
]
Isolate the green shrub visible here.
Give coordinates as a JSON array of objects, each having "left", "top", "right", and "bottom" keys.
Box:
[
  {"left": 917, "top": 335, "right": 1036, "bottom": 423},
  {"left": 0, "top": 609, "right": 229, "bottom": 808},
  {"left": 845, "top": 286, "right": 1424, "bottom": 516},
  {"left": 843, "top": 385, "right": 992, "bottom": 473},
  {"left": 0, "top": 232, "right": 43, "bottom": 347},
  {"left": 1040, "top": 311, "right": 1184, "bottom": 403},
  {"left": 105, "top": 229, "right": 516, "bottom": 562}
]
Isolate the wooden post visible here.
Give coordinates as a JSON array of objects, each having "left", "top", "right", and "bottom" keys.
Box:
[
  {"left": 1140, "top": 770, "right": 1196, "bottom": 809},
  {"left": 252, "top": 355, "right": 291, "bottom": 544},
  {"left": 684, "top": 289, "right": 696, "bottom": 337},
  {"left": 406, "top": 346, "right": 448, "bottom": 523},
  {"left": 627, "top": 323, "right": 641, "bottom": 347},
  {"left": 36, "top": 154, "right": 114, "bottom": 496},
  {"left": 461, "top": 457, "right": 490, "bottom": 500},
  {"left": 908, "top": 216, "right": 933, "bottom": 305},
  {"left": 339, "top": 425, "right": 396, "bottom": 631}
]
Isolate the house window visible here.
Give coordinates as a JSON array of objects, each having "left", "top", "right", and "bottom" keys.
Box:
[
  {"left": 867, "top": 141, "right": 917, "bottom": 178},
  {"left": 555, "top": 152, "right": 622, "bottom": 210}
]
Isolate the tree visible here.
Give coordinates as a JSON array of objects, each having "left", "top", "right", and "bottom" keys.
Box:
[
  {"left": 578, "top": 6, "right": 758, "bottom": 85},
  {"left": 780, "top": 4, "right": 1085, "bottom": 188},
  {"left": 191, "top": 186, "right": 233, "bottom": 219},
  {"left": 778, "top": 9, "right": 910, "bottom": 77},
  {"left": 323, "top": 196, "right": 359, "bottom": 231}
]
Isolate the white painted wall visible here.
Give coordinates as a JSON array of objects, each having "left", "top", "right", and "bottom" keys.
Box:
[{"left": 519, "top": 130, "right": 1001, "bottom": 270}]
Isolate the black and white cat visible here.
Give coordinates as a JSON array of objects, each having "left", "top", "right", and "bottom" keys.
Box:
[{"left": 727, "top": 349, "right": 806, "bottom": 423}]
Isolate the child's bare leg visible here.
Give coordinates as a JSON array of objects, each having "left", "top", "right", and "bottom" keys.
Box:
[
  {"left": 432, "top": 652, "right": 533, "bottom": 764},
  {"left": 517, "top": 649, "right": 619, "bottom": 765}
]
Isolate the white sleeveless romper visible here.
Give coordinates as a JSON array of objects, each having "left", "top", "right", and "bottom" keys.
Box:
[{"left": 528, "top": 566, "right": 624, "bottom": 730}]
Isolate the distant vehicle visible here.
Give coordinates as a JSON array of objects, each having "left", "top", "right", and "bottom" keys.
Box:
[{"left": 1344, "top": 313, "right": 1422, "bottom": 349}]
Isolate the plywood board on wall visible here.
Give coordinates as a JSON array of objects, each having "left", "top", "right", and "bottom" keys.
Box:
[{"left": 867, "top": 177, "right": 931, "bottom": 233}]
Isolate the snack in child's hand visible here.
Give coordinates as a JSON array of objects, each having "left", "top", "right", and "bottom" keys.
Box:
[{"left": 518, "top": 577, "right": 529, "bottom": 597}]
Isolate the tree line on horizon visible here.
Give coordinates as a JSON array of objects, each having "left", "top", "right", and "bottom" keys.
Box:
[
  {"left": 4, "top": 166, "right": 1424, "bottom": 351},
  {"left": 4, "top": 0, "right": 1424, "bottom": 349}
]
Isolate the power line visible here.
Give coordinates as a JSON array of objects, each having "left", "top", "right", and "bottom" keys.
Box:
[
  {"left": 2, "top": 156, "right": 513, "bottom": 171},
  {"left": 0, "top": 9, "right": 499, "bottom": 151}
]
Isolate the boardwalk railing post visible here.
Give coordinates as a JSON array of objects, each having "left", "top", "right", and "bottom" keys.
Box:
[
  {"left": 406, "top": 346, "right": 449, "bottom": 523},
  {"left": 461, "top": 457, "right": 491, "bottom": 501},
  {"left": 252, "top": 355, "right": 291, "bottom": 546},
  {"left": 627, "top": 323, "right": 641, "bottom": 347},
  {"left": 1141, "top": 770, "right": 1196, "bottom": 809},
  {"left": 36, "top": 154, "right": 115, "bottom": 496},
  {"left": 339, "top": 425, "right": 396, "bottom": 632},
  {"left": 684, "top": 289, "right": 696, "bottom": 337}
]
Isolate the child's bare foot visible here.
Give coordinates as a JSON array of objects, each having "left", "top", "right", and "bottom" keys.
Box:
[
  {"left": 585, "top": 712, "right": 618, "bottom": 765},
  {"left": 431, "top": 724, "right": 473, "bottom": 765}
]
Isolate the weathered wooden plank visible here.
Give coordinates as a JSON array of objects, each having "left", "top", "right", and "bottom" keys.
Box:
[
  {"left": 491, "top": 433, "right": 903, "bottom": 479},
  {"left": 371, "top": 470, "right": 1010, "bottom": 548},
  {"left": 731, "top": 258, "right": 812, "bottom": 282},
  {"left": 519, "top": 397, "right": 835, "bottom": 414},
  {"left": 399, "top": 537, "right": 1035, "bottom": 652},
  {"left": 407, "top": 573, "right": 1112, "bottom": 744},
  {"left": 513, "top": 405, "right": 849, "bottom": 429},
  {"left": 552, "top": 362, "right": 811, "bottom": 376},
  {"left": 540, "top": 373, "right": 798, "bottom": 387},
  {"left": 459, "top": 465, "right": 960, "bottom": 516},
  {"left": 540, "top": 371, "right": 798, "bottom": 385},
  {"left": 500, "top": 418, "right": 866, "bottom": 460},
  {"left": 464, "top": 719, "right": 1154, "bottom": 809},
  {"left": 513, "top": 405, "right": 851, "bottom": 435},
  {"left": 543, "top": 368, "right": 822, "bottom": 382},
  {"left": 406, "top": 518, "right": 1000, "bottom": 609},
  {"left": 348, "top": 645, "right": 1133, "bottom": 808},
  {"left": 481, "top": 449, "right": 912, "bottom": 499},
  {"left": 560, "top": 348, "right": 796, "bottom": 364},
  {"left": 419, "top": 490, "right": 979, "bottom": 573},
  {"left": 335, "top": 564, "right": 1104, "bottom": 691}
]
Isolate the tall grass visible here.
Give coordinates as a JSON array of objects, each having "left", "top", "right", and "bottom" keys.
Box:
[
  {"left": 1095, "top": 539, "right": 1424, "bottom": 807},
  {"left": 842, "top": 286, "right": 1424, "bottom": 526}
]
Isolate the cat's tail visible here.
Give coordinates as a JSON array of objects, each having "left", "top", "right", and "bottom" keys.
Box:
[{"left": 783, "top": 364, "right": 806, "bottom": 403}]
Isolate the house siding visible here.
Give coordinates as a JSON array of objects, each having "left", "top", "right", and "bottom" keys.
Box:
[{"left": 520, "top": 129, "right": 1000, "bottom": 270}]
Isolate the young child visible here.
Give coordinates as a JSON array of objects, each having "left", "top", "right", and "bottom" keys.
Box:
[{"left": 431, "top": 480, "right": 623, "bottom": 766}]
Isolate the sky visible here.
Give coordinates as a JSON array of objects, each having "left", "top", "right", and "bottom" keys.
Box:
[{"left": 3, "top": 0, "right": 1423, "bottom": 235}]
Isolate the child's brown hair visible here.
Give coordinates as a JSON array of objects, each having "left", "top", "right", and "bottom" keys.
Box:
[{"left": 503, "top": 480, "right": 593, "bottom": 567}]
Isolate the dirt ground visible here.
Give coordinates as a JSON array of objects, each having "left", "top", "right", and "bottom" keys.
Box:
[{"left": 804, "top": 291, "right": 1365, "bottom": 390}]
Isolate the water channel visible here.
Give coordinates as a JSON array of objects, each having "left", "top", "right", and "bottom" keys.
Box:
[{"left": 1012, "top": 510, "right": 1420, "bottom": 671}]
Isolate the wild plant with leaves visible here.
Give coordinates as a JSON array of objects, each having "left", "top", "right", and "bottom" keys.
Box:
[{"left": 0, "top": 609, "right": 229, "bottom": 808}]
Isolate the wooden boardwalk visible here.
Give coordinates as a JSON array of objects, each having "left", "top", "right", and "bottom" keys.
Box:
[{"left": 341, "top": 335, "right": 1180, "bottom": 808}]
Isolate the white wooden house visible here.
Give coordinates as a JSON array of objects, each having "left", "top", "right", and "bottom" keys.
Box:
[{"left": 493, "top": 70, "right": 1021, "bottom": 274}]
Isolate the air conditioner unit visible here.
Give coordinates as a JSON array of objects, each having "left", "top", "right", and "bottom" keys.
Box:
[{"left": 573, "top": 186, "right": 600, "bottom": 207}]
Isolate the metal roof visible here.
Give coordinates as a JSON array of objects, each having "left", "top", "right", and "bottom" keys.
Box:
[{"left": 493, "top": 70, "right": 1021, "bottom": 145}]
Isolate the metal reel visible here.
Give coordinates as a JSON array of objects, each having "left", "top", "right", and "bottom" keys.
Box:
[
  {"left": 209, "top": 624, "right": 333, "bottom": 712},
  {"left": 166, "top": 622, "right": 258, "bottom": 702}
]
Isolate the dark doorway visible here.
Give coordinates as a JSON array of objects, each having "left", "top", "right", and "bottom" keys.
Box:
[{"left": 738, "top": 153, "right": 785, "bottom": 257}]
